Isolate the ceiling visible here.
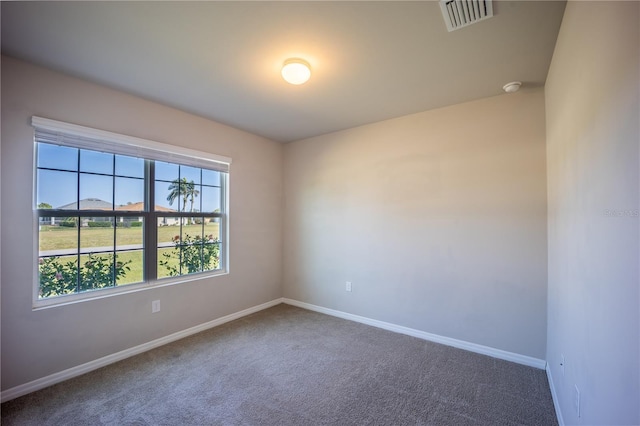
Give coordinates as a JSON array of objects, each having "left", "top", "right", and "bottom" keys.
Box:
[{"left": 1, "top": 1, "right": 566, "bottom": 143}]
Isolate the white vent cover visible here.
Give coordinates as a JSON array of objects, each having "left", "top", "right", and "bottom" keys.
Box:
[{"left": 440, "top": 0, "right": 493, "bottom": 32}]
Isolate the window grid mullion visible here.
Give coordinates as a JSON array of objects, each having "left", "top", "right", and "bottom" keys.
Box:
[
  {"left": 178, "top": 165, "right": 183, "bottom": 275},
  {"left": 112, "top": 155, "right": 117, "bottom": 286},
  {"left": 146, "top": 160, "right": 156, "bottom": 282},
  {"left": 200, "top": 169, "right": 204, "bottom": 272},
  {"left": 76, "top": 149, "right": 81, "bottom": 294}
]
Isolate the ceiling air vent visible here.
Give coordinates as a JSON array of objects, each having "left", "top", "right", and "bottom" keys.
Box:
[{"left": 440, "top": 0, "right": 493, "bottom": 32}]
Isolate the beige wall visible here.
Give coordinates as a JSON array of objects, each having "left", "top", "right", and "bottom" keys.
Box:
[
  {"left": 283, "top": 89, "right": 548, "bottom": 359},
  {"left": 0, "top": 56, "right": 283, "bottom": 390},
  {"left": 545, "top": 2, "right": 640, "bottom": 424}
]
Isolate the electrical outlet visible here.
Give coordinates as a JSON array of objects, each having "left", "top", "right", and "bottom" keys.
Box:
[
  {"left": 560, "top": 354, "right": 565, "bottom": 377},
  {"left": 345, "top": 281, "right": 352, "bottom": 292},
  {"left": 152, "top": 300, "right": 161, "bottom": 313},
  {"left": 574, "top": 385, "right": 580, "bottom": 417}
]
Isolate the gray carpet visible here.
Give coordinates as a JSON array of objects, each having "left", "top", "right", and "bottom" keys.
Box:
[{"left": 1, "top": 304, "right": 558, "bottom": 425}]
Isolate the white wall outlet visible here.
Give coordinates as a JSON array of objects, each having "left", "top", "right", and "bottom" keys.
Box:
[
  {"left": 152, "top": 300, "right": 161, "bottom": 313},
  {"left": 345, "top": 281, "right": 352, "bottom": 292},
  {"left": 560, "top": 354, "right": 565, "bottom": 377},
  {"left": 574, "top": 385, "right": 580, "bottom": 417}
]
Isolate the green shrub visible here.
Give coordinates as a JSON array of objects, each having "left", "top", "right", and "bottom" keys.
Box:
[
  {"left": 87, "top": 221, "right": 112, "bottom": 228},
  {"left": 39, "top": 253, "right": 132, "bottom": 298},
  {"left": 159, "top": 234, "right": 220, "bottom": 277},
  {"left": 115, "top": 221, "right": 141, "bottom": 228},
  {"left": 60, "top": 218, "right": 77, "bottom": 228}
]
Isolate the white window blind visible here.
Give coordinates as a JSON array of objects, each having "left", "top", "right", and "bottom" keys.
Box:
[{"left": 32, "top": 116, "right": 231, "bottom": 173}]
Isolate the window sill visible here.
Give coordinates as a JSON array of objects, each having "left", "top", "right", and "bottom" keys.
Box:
[{"left": 32, "top": 269, "right": 229, "bottom": 311}]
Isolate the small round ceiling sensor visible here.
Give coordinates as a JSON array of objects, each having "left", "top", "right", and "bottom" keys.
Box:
[{"left": 503, "top": 81, "right": 522, "bottom": 93}]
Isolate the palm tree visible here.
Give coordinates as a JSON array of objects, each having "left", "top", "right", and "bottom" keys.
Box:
[
  {"left": 167, "top": 178, "right": 189, "bottom": 211},
  {"left": 167, "top": 178, "right": 200, "bottom": 213},
  {"left": 186, "top": 181, "right": 200, "bottom": 213}
]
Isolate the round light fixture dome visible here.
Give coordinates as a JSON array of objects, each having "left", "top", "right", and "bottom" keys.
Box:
[
  {"left": 281, "top": 58, "right": 311, "bottom": 85},
  {"left": 503, "top": 81, "right": 522, "bottom": 93}
]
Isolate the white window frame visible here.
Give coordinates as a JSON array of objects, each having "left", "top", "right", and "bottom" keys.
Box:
[{"left": 32, "top": 116, "right": 231, "bottom": 309}]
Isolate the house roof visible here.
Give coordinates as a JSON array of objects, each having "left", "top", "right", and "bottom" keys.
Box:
[
  {"left": 55, "top": 199, "right": 177, "bottom": 212},
  {"left": 116, "top": 202, "right": 175, "bottom": 212},
  {"left": 56, "top": 198, "right": 112, "bottom": 210}
]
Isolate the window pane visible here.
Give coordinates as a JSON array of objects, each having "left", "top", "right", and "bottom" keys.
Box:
[
  {"left": 203, "top": 218, "right": 221, "bottom": 272},
  {"left": 201, "top": 186, "right": 221, "bottom": 213},
  {"left": 37, "top": 170, "right": 77, "bottom": 209},
  {"left": 157, "top": 247, "right": 178, "bottom": 278},
  {"left": 185, "top": 183, "right": 201, "bottom": 213},
  {"left": 39, "top": 217, "right": 78, "bottom": 254},
  {"left": 180, "top": 218, "right": 203, "bottom": 275},
  {"left": 155, "top": 180, "right": 184, "bottom": 212},
  {"left": 80, "top": 216, "right": 114, "bottom": 253},
  {"left": 38, "top": 254, "right": 79, "bottom": 298},
  {"left": 155, "top": 161, "right": 178, "bottom": 182},
  {"left": 116, "top": 250, "right": 143, "bottom": 285},
  {"left": 168, "top": 179, "right": 198, "bottom": 213},
  {"left": 80, "top": 150, "right": 113, "bottom": 175},
  {"left": 157, "top": 217, "right": 180, "bottom": 242},
  {"left": 180, "top": 244, "right": 203, "bottom": 274},
  {"left": 204, "top": 217, "right": 221, "bottom": 242},
  {"left": 115, "top": 155, "right": 144, "bottom": 178},
  {"left": 116, "top": 220, "right": 143, "bottom": 284},
  {"left": 79, "top": 174, "right": 113, "bottom": 209},
  {"left": 180, "top": 165, "right": 200, "bottom": 185},
  {"left": 37, "top": 143, "right": 78, "bottom": 171},
  {"left": 202, "top": 169, "right": 221, "bottom": 186},
  {"left": 116, "top": 218, "right": 143, "bottom": 249},
  {"left": 115, "top": 177, "right": 144, "bottom": 209},
  {"left": 181, "top": 220, "right": 202, "bottom": 242},
  {"left": 79, "top": 253, "right": 115, "bottom": 291},
  {"left": 181, "top": 219, "right": 203, "bottom": 275},
  {"left": 202, "top": 242, "right": 221, "bottom": 272},
  {"left": 157, "top": 217, "right": 180, "bottom": 278}
]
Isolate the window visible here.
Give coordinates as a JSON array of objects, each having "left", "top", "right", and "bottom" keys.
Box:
[{"left": 33, "top": 117, "right": 230, "bottom": 304}]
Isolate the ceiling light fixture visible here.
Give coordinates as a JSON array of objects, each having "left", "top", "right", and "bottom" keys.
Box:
[
  {"left": 503, "top": 81, "right": 522, "bottom": 93},
  {"left": 281, "top": 58, "right": 311, "bottom": 85}
]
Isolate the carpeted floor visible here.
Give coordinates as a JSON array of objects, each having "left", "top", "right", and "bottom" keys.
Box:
[{"left": 1, "top": 304, "right": 558, "bottom": 425}]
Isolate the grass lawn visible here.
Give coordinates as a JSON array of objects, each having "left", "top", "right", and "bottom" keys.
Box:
[
  {"left": 39, "top": 223, "right": 220, "bottom": 250},
  {"left": 39, "top": 223, "right": 220, "bottom": 292}
]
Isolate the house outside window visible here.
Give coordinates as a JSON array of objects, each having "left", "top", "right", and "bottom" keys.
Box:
[{"left": 33, "top": 117, "right": 230, "bottom": 306}]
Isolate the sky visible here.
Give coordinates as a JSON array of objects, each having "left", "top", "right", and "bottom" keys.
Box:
[{"left": 36, "top": 143, "right": 221, "bottom": 212}]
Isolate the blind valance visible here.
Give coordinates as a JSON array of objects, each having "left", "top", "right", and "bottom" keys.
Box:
[{"left": 32, "top": 116, "right": 231, "bottom": 173}]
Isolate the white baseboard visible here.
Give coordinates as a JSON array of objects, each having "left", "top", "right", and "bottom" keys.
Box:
[
  {"left": 546, "top": 363, "right": 565, "bottom": 426},
  {"left": 282, "top": 298, "right": 547, "bottom": 370},
  {"left": 1, "top": 298, "right": 284, "bottom": 403},
  {"left": 3, "top": 297, "right": 548, "bottom": 403}
]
